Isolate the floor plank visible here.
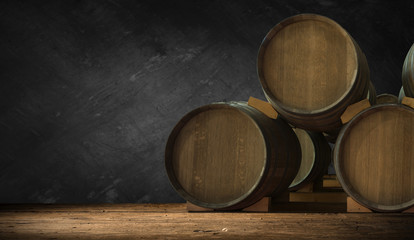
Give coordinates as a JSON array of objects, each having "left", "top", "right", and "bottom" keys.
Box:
[{"left": 0, "top": 204, "right": 413, "bottom": 239}]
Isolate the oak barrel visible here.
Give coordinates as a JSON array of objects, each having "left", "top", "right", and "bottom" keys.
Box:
[
  {"left": 289, "top": 128, "right": 331, "bottom": 190},
  {"left": 375, "top": 93, "right": 398, "bottom": 104},
  {"left": 398, "top": 87, "right": 406, "bottom": 103},
  {"left": 402, "top": 43, "right": 414, "bottom": 97},
  {"left": 165, "top": 102, "right": 301, "bottom": 210},
  {"left": 257, "top": 14, "right": 376, "bottom": 131},
  {"left": 324, "top": 81, "right": 377, "bottom": 143},
  {"left": 334, "top": 104, "right": 414, "bottom": 212}
]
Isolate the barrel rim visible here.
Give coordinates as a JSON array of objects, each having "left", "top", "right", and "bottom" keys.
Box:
[
  {"left": 289, "top": 128, "right": 316, "bottom": 189},
  {"left": 334, "top": 104, "right": 414, "bottom": 212},
  {"left": 257, "top": 13, "right": 359, "bottom": 115},
  {"left": 402, "top": 43, "right": 414, "bottom": 97},
  {"left": 375, "top": 93, "right": 398, "bottom": 105},
  {"left": 398, "top": 87, "right": 406, "bottom": 103},
  {"left": 164, "top": 102, "right": 269, "bottom": 209}
]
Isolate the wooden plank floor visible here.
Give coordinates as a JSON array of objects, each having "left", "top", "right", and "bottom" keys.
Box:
[{"left": 0, "top": 204, "right": 414, "bottom": 239}]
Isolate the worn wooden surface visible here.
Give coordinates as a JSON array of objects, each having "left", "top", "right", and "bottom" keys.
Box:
[
  {"left": 289, "top": 192, "right": 347, "bottom": 203},
  {"left": 322, "top": 175, "right": 342, "bottom": 188},
  {"left": 247, "top": 96, "right": 278, "bottom": 119},
  {"left": 0, "top": 204, "right": 413, "bottom": 239},
  {"left": 402, "top": 96, "right": 414, "bottom": 109},
  {"left": 187, "top": 197, "right": 271, "bottom": 213},
  {"left": 340, "top": 99, "right": 371, "bottom": 124}
]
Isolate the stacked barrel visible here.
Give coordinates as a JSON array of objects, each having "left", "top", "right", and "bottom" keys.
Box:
[
  {"left": 257, "top": 14, "right": 376, "bottom": 132},
  {"left": 165, "top": 14, "right": 414, "bottom": 212},
  {"left": 332, "top": 42, "right": 414, "bottom": 212},
  {"left": 165, "top": 102, "right": 301, "bottom": 210}
]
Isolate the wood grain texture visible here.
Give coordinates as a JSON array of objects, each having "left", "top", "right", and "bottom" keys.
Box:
[
  {"left": 241, "top": 197, "right": 271, "bottom": 212},
  {"left": 248, "top": 96, "right": 278, "bottom": 119},
  {"left": 1, "top": 204, "right": 414, "bottom": 240},
  {"left": 289, "top": 192, "right": 347, "bottom": 203},
  {"left": 334, "top": 104, "right": 414, "bottom": 212},
  {"left": 289, "top": 129, "right": 331, "bottom": 190},
  {"left": 340, "top": 99, "right": 371, "bottom": 124},
  {"left": 324, "top": 82, "right": 376, "bottom": 143},
  {"left": 165, "top": 102, "right": 301, "bottom": 210},
  {"left": 261, "top": 14, "right": 356, "bottom": 112},
  {"left": 402, "top": 96, "right": 414, "bottom": 109},
  {"left": 346, "top": 197, "right": 373, "bottom": 213},
  {"left": 323, "top": 175, "right": 342, "bottom": 188},
  {"left": 347, "top": 197, "right": 414, "bottom": 213},
  {"left": 171, "top": 105, "right": 265, "bottom": 205},
  {"left": 402, "top": 43, "right": 414, "bottom": 97},
  {"left": 257, "top": 14, "right": 374, "bottom": 131}
]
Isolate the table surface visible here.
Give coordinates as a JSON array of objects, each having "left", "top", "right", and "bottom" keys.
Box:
[{"left": 0, "top": 203, "right": 413, "bottom": 239}]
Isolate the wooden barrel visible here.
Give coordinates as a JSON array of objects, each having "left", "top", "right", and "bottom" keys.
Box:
[
  {"left": 376, "top": 93, "right": 398, "bottom": 104},
  {"left": 165, "top": 102, "right": 301, "bottom": 210},
  {"left": 257, "top": 14, "right": 376, "bottom": 132},
  {"left": 402, "top": 43, "right": 414, "bottom": 97},
  {"left": 324, "top": 81, "right": 377, "bottom": 143},
  {"left": 367, "top": 81, "right": 377, "bottom": 104},
  {"left": 334, "top": 104, "right": 414, "bottom": 212},
  {"left": 289, "top": 128, "right": 331, "bottom": 190},
  {"left": 398, "top": 87, "right": 406, "bottom": 103}
]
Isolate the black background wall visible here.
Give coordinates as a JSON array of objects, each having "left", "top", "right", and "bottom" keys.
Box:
[{"left": 0, "top": 0, "right": 412, "bottom": 204}]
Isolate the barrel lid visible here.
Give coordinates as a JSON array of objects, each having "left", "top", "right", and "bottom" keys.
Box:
[
  {"left": 334, "top": 104, "right": 414, "bottom": 212},
  {"left": 165, "top": 103, "right": 268, "bottom": 209},
  {"left": 258, "top": 14, "right": 358, "bottom": 114}
]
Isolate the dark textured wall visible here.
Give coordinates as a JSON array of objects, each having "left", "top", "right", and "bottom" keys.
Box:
[{"left": 0, "top": 0, "right": 412, "bottom": 203}]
